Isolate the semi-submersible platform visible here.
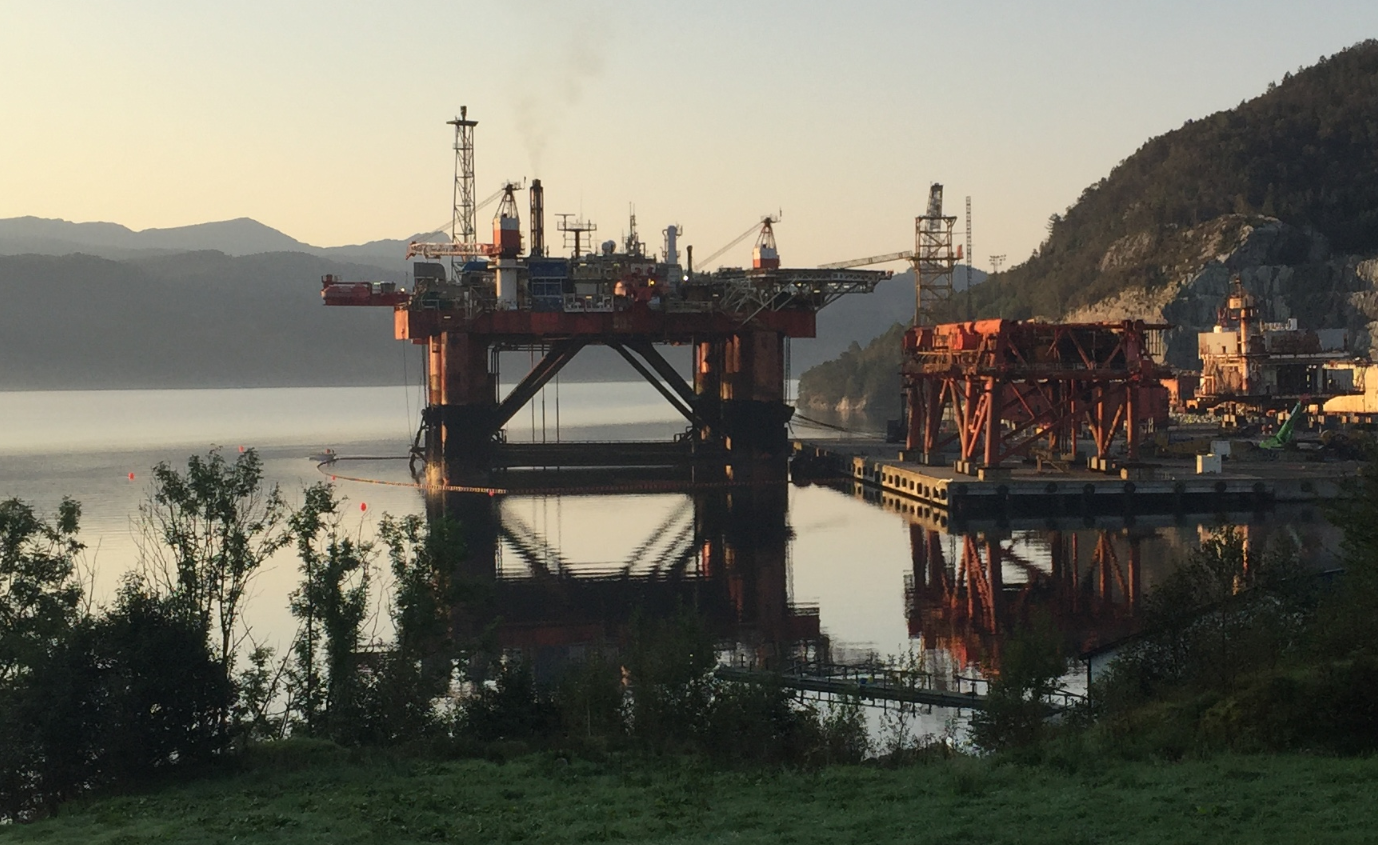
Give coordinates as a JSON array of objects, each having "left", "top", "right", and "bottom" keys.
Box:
[{"left": 323, "top": 108, "right": 893, "bottom": 488}]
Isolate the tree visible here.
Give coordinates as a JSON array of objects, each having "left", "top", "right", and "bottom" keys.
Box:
[
  {"left": 345, "top": 513, "right": 476, "bottom": 744},
  {"left": 287, "top": 483, "right": 373, "bottom": 742},
  {"left": 138, "top": 449, "right": 289, "bottom": 674},
  {"left": 969, "top": 613, "right": 1068, "bottom": 753},
  {"left": 624, "top": 611, "right": 716, "bottom": 748},
  {"left": 0, "top": 498, "right": 83, "bottom": 684},
  {"left": 0, "top": 498, "right": 85, "bottom": 821}
]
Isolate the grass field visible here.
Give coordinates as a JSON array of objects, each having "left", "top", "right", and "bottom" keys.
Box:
[{"left": 4, "top": 742, "right": 1375, "bottom": 844}]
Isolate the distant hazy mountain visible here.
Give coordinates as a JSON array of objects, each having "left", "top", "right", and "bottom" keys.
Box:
[
  {"left": 0, "top": 251, "right": 409, "bottom": 391},
  {"left": 0, "top": 215, "right": 980, "bottom": 391},
  {"left": 0, "top": 216, "right": 443, "bottom": 275},
  {"left": 0, "top": 250, "right": 675, "bottom": 390}
]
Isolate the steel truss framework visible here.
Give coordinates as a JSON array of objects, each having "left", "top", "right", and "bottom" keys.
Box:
[
  {"left": 903, "top": 319, "right": 1169, "bottom": 466},
  {"left": 914, "top": 183, "right": 957, "bottom": 326},
  {"left": 698, "top": 268, "right": 892, "bottom": 321}
]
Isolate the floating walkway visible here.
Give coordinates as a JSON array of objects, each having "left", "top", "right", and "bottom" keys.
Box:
[{"left": 715, "top": 661, "right": 1085, "bottom": 712}]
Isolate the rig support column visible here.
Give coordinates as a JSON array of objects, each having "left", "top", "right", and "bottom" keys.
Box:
[
  {"left": 426, "top": 331, "right": 498, "bottom": 483},
  {"left": 720, "top": 330, "right": 793, "bottom": 457}
]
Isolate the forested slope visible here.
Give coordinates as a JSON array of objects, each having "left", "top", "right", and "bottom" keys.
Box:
[
  {"left": 971, "top": 40, "right": 1378, "bottom": 320},
  {"left": 800, "top": 40, "right": 1378, "bottom": 411}
]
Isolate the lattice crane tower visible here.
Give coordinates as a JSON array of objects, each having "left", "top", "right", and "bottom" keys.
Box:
[
  {"left": 447, "top": 108, "right": 478, "bottom": 256},
  {"left": 912, "top": 183, "right": 958, "bottom": 326}
]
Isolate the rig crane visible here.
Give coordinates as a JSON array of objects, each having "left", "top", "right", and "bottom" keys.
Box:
[
  {"left": 697, "top": 215, "right": 779, "bottom": 271},
  {"left": 817, "top": 250, "right": 914, "bottom": 270}
]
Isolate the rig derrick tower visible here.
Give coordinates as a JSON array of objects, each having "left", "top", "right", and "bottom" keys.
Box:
[
  {"left": 447, "top": 108, "right": 478, "bottom": 268},
  {"left": 912, "top": 183, "right": 958, "bottom": 327}
]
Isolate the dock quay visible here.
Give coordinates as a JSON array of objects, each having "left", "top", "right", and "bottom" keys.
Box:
[{"left": 793, "top": 439, "right": 1358, "bottom": 521}]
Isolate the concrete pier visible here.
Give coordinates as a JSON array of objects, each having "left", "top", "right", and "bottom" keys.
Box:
[{"left": 794, "top": 440, "right": 1357, "bottom": 520}]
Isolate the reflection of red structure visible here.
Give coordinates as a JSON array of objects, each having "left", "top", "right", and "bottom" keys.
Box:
[
  {"left": 435, "top": 475, "right": 823, "bottom": 674},
  {"left": 902, "top": 320, "right": 1170, "bottom": 466},
  {"left": 905, "top": 524, "right": 1144, "bottom": 672}
]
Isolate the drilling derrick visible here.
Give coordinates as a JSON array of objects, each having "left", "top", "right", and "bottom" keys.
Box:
[
  {"left": 913, "top": 184, "right": 958, "bottom": 326},
  {"left": 448, "top": 109, "right": 478, "bottom": 263}
]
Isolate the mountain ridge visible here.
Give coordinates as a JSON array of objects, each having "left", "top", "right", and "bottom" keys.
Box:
[{"left": 0, "top": 215, "right": 444, "bottom": 274}]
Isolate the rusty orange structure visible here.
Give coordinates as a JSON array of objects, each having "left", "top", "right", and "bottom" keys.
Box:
[
  {"left": 901, "top": 319, "right": 1171, "bottom": 468},
  {"left": 321, "top": 114, "right": 892, "bottom": 485}
]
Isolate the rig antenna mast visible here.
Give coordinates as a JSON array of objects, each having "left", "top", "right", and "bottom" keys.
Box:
[
  {"left": 447, "top": 108, "right": 478, "bottom": 253},
  {"left": 556, "top": 213, "right": 598, "bottom": 258},
  {"left": 912, "top": 183, "right": 958, "bottom": 326}
]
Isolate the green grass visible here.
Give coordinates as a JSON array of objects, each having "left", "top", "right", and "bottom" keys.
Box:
[{"left": 5, "top": 743, "right": 1376, "bottom": 844}]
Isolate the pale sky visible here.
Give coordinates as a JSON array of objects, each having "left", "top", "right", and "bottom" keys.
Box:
[{"left": 3, "top": 1, "right": 1377, "bottom": 269}]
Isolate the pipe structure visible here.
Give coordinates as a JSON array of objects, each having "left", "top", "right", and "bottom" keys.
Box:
[{"left": 529, "top": 179, "right": 544, "bottom": 257}]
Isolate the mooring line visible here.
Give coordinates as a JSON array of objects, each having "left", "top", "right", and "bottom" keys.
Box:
[{"left": 315, "top": 459, "right": 778, "bottom": 497}]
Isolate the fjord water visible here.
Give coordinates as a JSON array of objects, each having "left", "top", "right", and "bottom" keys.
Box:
[{"left": 0, "top": 384, "right": 1344, "bottom": 701}]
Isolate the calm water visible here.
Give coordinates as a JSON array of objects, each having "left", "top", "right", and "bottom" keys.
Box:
[{"left": 0, "top": 384, "right": 1346, "bottom": 723}]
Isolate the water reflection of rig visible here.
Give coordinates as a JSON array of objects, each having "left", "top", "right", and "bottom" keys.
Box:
[{"left": 431, "top": 482, "right": 826, "bottom": 675}]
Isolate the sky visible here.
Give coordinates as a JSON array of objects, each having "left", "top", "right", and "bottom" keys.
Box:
[{"left": 3, "top": 1, "right": 1378, "bottom": 270}]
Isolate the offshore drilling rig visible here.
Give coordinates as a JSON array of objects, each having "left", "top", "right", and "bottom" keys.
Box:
[{"left": 323, "top": 108, "right": 892, "bottom": 487}]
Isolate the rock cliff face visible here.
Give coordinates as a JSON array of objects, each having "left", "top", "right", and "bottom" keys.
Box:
[{"left": 1062, "top": 214, "right": 1378, "bottom": 367}]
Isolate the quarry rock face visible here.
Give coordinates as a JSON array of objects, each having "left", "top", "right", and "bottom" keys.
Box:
[{"left": 1064, "top": 215, "right": 1376, "bottom": 368}]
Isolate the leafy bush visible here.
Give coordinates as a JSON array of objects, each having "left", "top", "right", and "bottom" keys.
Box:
[
  {"left": 459, "top": 659, "right": 560, "bottom": 743},
  {"left": 1, "top": 576, "right": 230, "bottom": 821},
  {"left": 970, "top": 614, "right": 1068, "bottom": 753},
  {"left": 699, "top": 678, "right": 823, "bottom": 766},
  {"left": 623, "top": 612, "right": 716, "bottom": 749}
]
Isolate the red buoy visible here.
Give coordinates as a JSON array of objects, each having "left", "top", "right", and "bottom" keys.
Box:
[
  {"left": 128, "top": 472, "right": 135, "bottom": 481},
  {"left": 359, "top": 502, "right": 368, "bottom": 512}
]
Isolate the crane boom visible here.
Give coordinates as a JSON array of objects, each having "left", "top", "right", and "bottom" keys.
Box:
[
  {"left": 818, "top": 250, "right": 914, "bottom": 270},
  {"left": 698, "top": 216, "right": 776, "bottom": 270}
]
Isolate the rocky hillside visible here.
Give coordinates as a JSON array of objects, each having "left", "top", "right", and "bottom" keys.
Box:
[
  {"left": 800, "top": 40, "right": 1378, "bottom": 411},
  {"left": 1062, "top": 215, "right": 1378, "bottom": 367},
  {"left": 965, "top": 40, "right": 1378, "bottom": 365},
  {"left": 972, "top": 40, "right": 1378, "bottom": 324}
]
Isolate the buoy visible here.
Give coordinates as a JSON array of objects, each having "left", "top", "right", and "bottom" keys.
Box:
[
  {"left": 127, "top": 472, "right": 135, "bottom": 481},
  {"left": 359, "top": 502, "right": 368, "bottom": 512},
  {"left": 238, "top": 445, "right": 245, "bottom": 453},
  {"left": 331, "top": 475, "right": 337, "bottom": 481}
]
